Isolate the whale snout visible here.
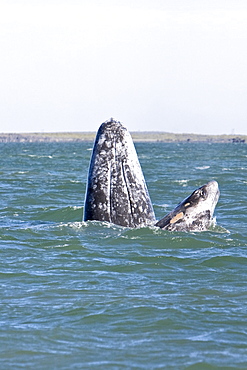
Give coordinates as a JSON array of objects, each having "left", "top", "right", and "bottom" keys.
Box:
[
  {"left": 206, "top": 180, "right": 219, "bottom": 190},
  {"left": 205, "top": 180, "right": 220, "bottom": 201}
]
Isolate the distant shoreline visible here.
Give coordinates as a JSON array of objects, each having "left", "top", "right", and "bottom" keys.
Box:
[{"left": 0, "top": 132, "right": 246, "bottom": 143}]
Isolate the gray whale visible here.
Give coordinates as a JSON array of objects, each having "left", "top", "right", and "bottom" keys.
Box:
[
  {"left": 84, "top": 119, "right": 220, "bottom": 231},
  {"left": 84, "top": 119, "right": 156, "bottom": 227},
  {"left": 155, "top": 180, "right": 220, "bottom": 231}
]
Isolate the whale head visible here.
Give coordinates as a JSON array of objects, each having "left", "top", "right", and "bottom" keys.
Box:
[
  {"left": 84, "top": 119, "right": 156, "bottom": 227},
  {"left": 155, "top": 180, "right": 220, "bottom": 232}
]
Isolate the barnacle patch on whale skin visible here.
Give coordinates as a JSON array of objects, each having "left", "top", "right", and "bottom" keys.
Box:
[{"left": 170, "top": 212, "right": 184, "bottom": 224}]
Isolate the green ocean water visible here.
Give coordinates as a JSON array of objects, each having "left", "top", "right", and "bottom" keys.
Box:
[{"left": 0, "top": 141, "right": 246, "bottom": 369}]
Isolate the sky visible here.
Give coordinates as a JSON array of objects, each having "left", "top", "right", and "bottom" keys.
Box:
[{"left": 1, "top": 0, "right": 247, "bottom": 134}]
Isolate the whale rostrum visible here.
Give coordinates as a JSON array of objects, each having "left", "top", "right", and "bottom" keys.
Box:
[
  {"left": 84, "top": 119, "right": 220, "bottom": 231},
  {"left": 84, "top": 119, "right": 156, "bottom": 227}
]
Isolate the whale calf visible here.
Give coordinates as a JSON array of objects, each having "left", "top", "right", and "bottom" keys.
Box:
[
  {"left": 155, "top": 180, "right": 220, "bottom": 231},
  {"left": 84, "top": 118, "right": 156, "bottom": 227},
  {"left": 84, "top": 119, "right": 220, "bottom": 231}
]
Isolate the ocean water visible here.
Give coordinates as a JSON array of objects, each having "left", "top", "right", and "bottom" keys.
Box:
[{"left": 0, "top": 141, "right": 246, "bottom": 369}]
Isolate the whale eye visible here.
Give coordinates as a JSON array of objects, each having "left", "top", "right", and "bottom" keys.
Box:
[
  {"left": 194, "top": 189, "right": 201, "bottom": 198},
  {"left": 193, "top": 188, "right": 206, "bottom": 200}
]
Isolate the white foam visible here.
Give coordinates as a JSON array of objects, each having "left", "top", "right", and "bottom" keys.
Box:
[{"left": 195, "top": 166, "right": 210, "bottom": 170}]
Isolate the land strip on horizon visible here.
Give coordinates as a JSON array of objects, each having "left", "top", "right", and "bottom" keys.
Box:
[{"left": 0, "top": 132, "right": 246, "bottom": 143}]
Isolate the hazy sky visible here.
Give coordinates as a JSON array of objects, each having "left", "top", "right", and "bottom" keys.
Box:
[{"left": 1, "top": 0, "right": 247, "bottom": 134}]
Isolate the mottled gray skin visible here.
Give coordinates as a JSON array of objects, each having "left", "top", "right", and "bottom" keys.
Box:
[
  {"left": 155, "top": 181, "right": 220, "bottom": 232},
  {"left": 84, "top": 119, "right": 156, "bottom": 227},
  {"left": 84, "top": 119, "right": 220, "bottom": 231}
]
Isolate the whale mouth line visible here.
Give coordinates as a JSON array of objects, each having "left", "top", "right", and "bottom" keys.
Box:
[{"left": 84, "top": 119, "right": 220, "bottom": 232}]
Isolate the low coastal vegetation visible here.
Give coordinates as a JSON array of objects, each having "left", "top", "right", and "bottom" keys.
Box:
[{"left": 0, "top": 131, "right": 246, "bottom": 143}]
